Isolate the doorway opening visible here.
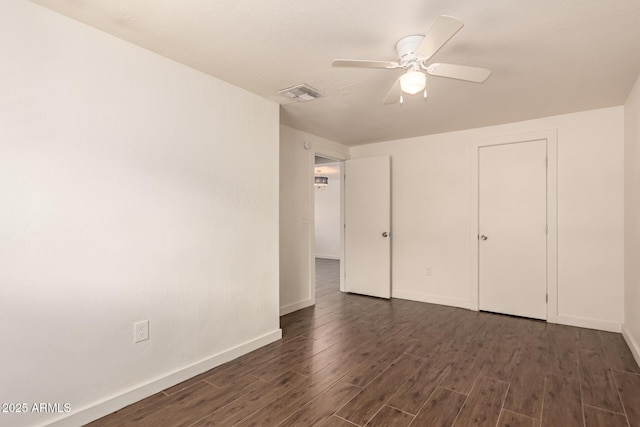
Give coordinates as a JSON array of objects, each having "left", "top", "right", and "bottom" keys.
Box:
[{"left": 314, "top": 156, "right": 342, "bottom": 295}]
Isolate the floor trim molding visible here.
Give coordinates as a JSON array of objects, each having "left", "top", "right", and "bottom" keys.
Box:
[
  {"left": 315, "top": 254, "right": 340, "bottom": 260},
  {"left": 43, "top": 329, "right": 282, "bottom": 427},
  {"left": 392, "top": 291, "right": 623, "bottom": 334},
  {"left": 622, "top": 324, "right": 640, "bottom": 367},
  {"left": 392, "top": 290, "right": 472, "bottom": 310},
  {"left": 555, "top": 315, "right": 621, "bottom": 333},
  {"left": 280, "top": 298, "right": 314, "bottom": 316}
]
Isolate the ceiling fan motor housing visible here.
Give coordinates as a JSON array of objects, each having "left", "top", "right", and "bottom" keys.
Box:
[{"left": 395, "top": 34, "right": 425, "bottom": 67}]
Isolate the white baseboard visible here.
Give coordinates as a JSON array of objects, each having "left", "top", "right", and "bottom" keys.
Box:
[
  {"left": 392, "top": 290, "right": 472, "bottom": 310},
  {"left": 280, "top": 298, "right": 314, "bottom": 316},
  {"left": 42, "top": 329, "right": 282, "bottom": 427},
  {"left": 315, "top": 254, "right": 340, "bottom": 260},
  {"left": 555, "top": 315, "right": 621, "bottom": 333},
  {"left": 391, "top": 292, "right": 622, "bottom": 334},
  {"left": 622, "top": 324, "right": 640, "bottom": 368}
]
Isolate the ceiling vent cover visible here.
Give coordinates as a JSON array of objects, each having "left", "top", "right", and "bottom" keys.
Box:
[{"left": 278, "top": 84, "right": 321, "bottom": 102}]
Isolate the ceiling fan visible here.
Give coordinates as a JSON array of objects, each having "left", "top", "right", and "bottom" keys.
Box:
[{"left": 332, "top": 15, "right": 491, "bottom": 104}]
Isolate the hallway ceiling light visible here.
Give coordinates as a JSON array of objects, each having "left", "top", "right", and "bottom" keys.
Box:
[{"left": 314, "top": 176, "right": 328, "bottom": 189}]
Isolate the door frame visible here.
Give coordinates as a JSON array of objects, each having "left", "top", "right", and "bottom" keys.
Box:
[
  {"left": 469, "top": 130, "right": 558, "bottom": 323},
  {"left": 308, "top": 146, "right": 348, "bottom": 300}
]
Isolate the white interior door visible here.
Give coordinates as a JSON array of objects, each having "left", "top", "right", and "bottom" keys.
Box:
[
  {"left": 478, "top": 140, "right": 547, "bottom": 319},
  {"left": 344, "top": 156, "right": 391, "bottom": 298}
]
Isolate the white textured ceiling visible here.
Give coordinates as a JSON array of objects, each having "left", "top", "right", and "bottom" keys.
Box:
[{"left": 31, "top": 0, "right": 640, "bottom": 146}]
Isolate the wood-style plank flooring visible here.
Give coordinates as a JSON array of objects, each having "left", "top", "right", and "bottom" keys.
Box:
[{"left": 88, "top": 258, "right": 640, "bottom": 426}]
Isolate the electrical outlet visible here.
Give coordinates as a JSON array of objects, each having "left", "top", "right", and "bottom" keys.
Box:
[
  {"left": 134, "top": 320, "right": 149, "bottom": 343},
  {"left": 426, "top": 267, "right": 432, "bottom": 276}
]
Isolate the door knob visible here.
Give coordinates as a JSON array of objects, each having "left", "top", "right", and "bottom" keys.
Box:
[
  {"left": 480, "top": 234, "right": 488, "bottom": 241},
  {"left": 382, "top": 232, "right": 389, "bottom": 238}
]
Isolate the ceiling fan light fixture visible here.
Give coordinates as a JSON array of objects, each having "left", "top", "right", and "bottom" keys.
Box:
[
  {"left": 331, "top": 16, "right": 491, "bottom": 105},
  {"left": 400, "top": 70, "right": 426, "bottom": 95}
]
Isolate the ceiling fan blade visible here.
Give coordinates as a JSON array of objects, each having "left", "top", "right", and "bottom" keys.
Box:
[
  {"left": 426, "top": 63, "right": 492, "bottom": 83},
  {"left": 383, "top": 77, "right": 402, "bottom": 104},
  {"left": 332, "top": 59, "right": 401, "bottom": 69},
  {"left": 416, "top": 15, "right": 464, "bottom": 60}
]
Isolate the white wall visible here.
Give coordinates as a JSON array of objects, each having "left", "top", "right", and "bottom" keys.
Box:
[
  {"left": 0, "top": 2, "right": 280, "bottom": 426},
  {"left": 280, "top": 126, "right": 349, "bottom": 315},
  {"left": 315, "top": 162, "right": 342, "bottom": 259},
  {"left": 351, "top": 107, "right": 625, "bottom": 332},
  {"left": 624, "top": 75, "right": 640, "bottom": 363}
]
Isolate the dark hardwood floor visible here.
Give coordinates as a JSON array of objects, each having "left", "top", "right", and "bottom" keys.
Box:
[{"left": 88, "top": 258, "right": 640, "bottom": 426}]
